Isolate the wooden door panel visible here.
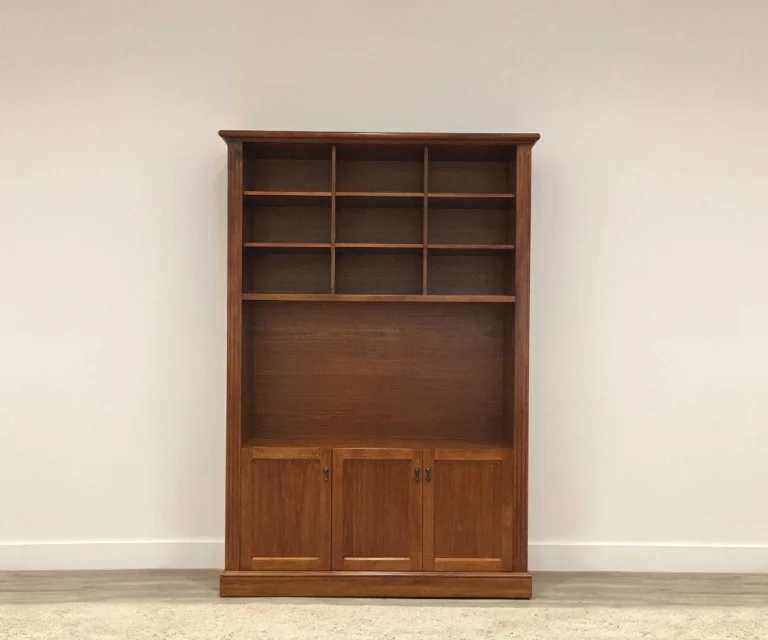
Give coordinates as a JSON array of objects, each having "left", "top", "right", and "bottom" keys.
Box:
[
  {"left": 241, "top": 447, "right": 331, "bottom": 570},
  {"left": 424, "top": 449, "right": 512, "bottom": 571},
  {"left": 333, "top": 448, "right": 422, "bottom": 571}
]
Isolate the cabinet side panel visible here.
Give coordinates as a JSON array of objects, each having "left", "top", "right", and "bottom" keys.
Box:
[
  {"left": 512, "top": 145, "right": 532, "bottom": 572},
  {"left": 226, "top": 142, "right": 244, "bottom": 570}
]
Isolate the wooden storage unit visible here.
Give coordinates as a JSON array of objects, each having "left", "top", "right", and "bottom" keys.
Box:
[{"left": 220, "top": 130, "right": 539, "bottom": 598}]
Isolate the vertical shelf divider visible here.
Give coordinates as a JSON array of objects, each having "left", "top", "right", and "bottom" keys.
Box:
[
  {"left": 422, "top": 146, "right": 429, "bottom": 295},
  {"left": 330, "top": 144, "right": 337, "bottom": 293}
]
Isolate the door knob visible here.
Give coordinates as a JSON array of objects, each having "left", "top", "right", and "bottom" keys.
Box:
[
  {"left": 425, "top": 467, "right": 431, "bottom": 482},
  {"left": 323, "top": 467, "right": 330, "bottom": 481},
  {"left": 414, "top": 467, "right": 421, "bottom": 482}
]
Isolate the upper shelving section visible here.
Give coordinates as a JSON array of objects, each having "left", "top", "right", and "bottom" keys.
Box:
[{"left": 229, "top": 131, "right": 539, "bottom": 303}]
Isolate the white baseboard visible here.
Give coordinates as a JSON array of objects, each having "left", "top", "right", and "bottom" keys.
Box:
[
  {"left": 0, "top": 540, "right": 224, "bottom": 571},
  {"left": 529, "top": 542, "right": 768, "bottom": 573},
  {"left": 2, "top": 540, "right": 768, "bottom": 572}
]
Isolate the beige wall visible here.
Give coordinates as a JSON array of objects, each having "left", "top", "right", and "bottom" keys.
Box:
[{"left": 1, "top": 0, "right": 767, "bottom": 571}]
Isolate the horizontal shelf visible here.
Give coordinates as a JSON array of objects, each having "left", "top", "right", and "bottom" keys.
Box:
[
  {"left": 336, "top": 243, "right": 422, "bottom": 250},
  {"left": 242, "top": 294, "right": 515, "bottom": 303},
  {"left": 429, "top": 193, "right": 514, "bottom": 199},
  {"left": 337, "top": 191, "right": 423, "bottom": 197},
  {"left": 244, "top": 190, "right": 331, "bottom": 197},
  {"left": 243, "top": 191, "right": 514, "bottom": 207},
  {"left": 243, "top": 242, "right": 330, "bottom": 249},
  {"left": 428, "top": 244, "right": 514, "bottom": 252},
  {"left": 243, "top": 243, "right": 513, "bottom": 253},
  {"left": 243, "top": 436, "right": 511, "bottom": 450},
  {"left": 243, "top": 191, "right": 331, "bottom": 206}
]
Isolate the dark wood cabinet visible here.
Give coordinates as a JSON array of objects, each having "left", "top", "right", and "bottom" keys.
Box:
[
  {"left": 423, "top": 449, "right": 513, "bottom": 572},
  {"left": 240, "top": 447, "right": 331, "bottom": 570},
  {"left": 332, "top": 448, "right": 422, "bottom": 571},
  {"left": 220, "top": 131, "right": 539, "bottom": 598}
]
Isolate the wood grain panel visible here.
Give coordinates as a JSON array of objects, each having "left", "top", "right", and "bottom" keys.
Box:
[
  {"left": 512, "top": 145, "right": 532, "bottom": 572},
  {"left": 424, "top": 449, "right": 513, "bottom": 572},
  {"left": 240, "top": 448, "right": 331, "bottom": 570},
  {"left": 224, "top": 141, "right": 243, "bottom": 571},
  {"left": 221, "top": 571, "right": 532, "bottom": 598},
  {"left": 330, "top": 144, "right": 337, "bottom": 293},
  {"left": 242, "top": 302, "right": 504, "bottom": 446},
  {"left": 332, "top": 448, "right": 422, "bottom": 571},
  {"left": 422, "top": 146, "right": 429, "bottom": 294}
]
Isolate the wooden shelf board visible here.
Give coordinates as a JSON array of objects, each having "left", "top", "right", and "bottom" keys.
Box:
[
  {"left": 242, "top": 293, "right": 515, "bottom": 303},
  {"left": 243, "top": 191, "right": 331, "bottom": 206},
  {"left": 336, "top": 243, "right": 423, "bottom": 250},
  {"left": 428, "top": 244, "right": 514, "bottom": 251},
  {"left": 428, "top": 193, "right": 515, "bottom": 209},
  {"left": 243, "top": 242, "right": 331, "bottom": 249},
  {"left": 243, "top": 436, "right": 512, "bottom": 450},
  {"left": 337, "top": 191, "right": 423, "bottom": 197},
  {"left": 429, "top": 193, "right": 515, "bottom": 199},
  {"left": 245, "top": 190, "right": 332, "bottom": 197},
  {"left": 336, "top": 192, "right": 424, "bottom": 207}
]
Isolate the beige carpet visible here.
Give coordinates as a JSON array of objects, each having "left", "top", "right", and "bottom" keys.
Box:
[{"left": 1, "top": 603, "right": 766, "bottom": 639}]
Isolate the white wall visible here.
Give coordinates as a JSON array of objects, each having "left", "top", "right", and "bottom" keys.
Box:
[{"left": 1, "top": 0, "right": 767, "bottom": 572}]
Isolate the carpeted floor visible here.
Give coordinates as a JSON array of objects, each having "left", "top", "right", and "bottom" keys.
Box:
[{"left": 1, "top": 603, "right": 766, "bottom": 639}]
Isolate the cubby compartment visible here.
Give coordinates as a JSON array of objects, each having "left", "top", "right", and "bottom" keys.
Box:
[
  {"left": 428, "top": 145, "right": 515, "bottom": 195},
  {"left": 428, "top": 204, "right": 513, "bottom": 246},
  {"left": 243, "top": 247, "right": 331, "bottom": 294},
  {"left": 243, "top": 143, "right": 332, "bottom": 193},
  {"left": 336, "top": 197, "right": 422, "bottom": 246},
  {"left": 336, "top": 248, "right": 422, "bottom": 295},
  {"left": 428, "top": 252, "right": 512, "bottom": 296},
  {"left": 336, "top": 145, "right": 423, "bottom": 194},
  {"left": 244, "top": 200, "right": 331, "bottom": 244}
]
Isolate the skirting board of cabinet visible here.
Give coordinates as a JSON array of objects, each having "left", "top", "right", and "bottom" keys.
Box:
[{"left": 220, "top": 571, "right": 532, "bottom": 598}]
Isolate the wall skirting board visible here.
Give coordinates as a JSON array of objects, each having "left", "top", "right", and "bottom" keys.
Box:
[
  {"left": 0, "top": 541, "right": 224, "bottom": 571},
  {"left": 2, "top": 541, "right": 768, "bottom": 573},
  {"left": 529, "top": 543, "right": 768, "bottom": 574}
]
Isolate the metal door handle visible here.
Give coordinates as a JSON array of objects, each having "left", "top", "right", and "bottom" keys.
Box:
[
  {"left": 323, "top": 467, "right": 329, "bottom": 481},
  {"left": 414, "top": 467, "right": 421, "bottom": 482},
  {"left": 425, "top": 467, "right": 431, "bottom": 482}
]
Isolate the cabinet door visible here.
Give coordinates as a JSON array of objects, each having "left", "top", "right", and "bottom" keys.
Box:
[
  {"left": 240, "top": 447, "right": 331, "bottom": 570},
  {"left": 332, "top": 448, "right": 422, "bottom": 571},
  {"left": 423, "top": 449, "right": 513, "bottom": 571}
]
